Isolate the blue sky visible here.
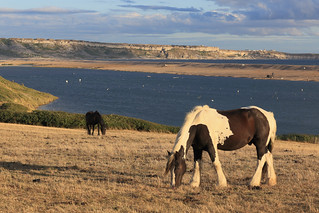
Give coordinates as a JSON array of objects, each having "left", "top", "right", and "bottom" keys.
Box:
[{"left": 1, "top": 0, "right": 319, "bottom": 53}]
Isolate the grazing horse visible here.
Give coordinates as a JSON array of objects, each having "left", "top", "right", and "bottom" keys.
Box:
[
  {"left": 165, "top": 105, "right": 277, "bottom": 188},
  {"left": 85, "top": 111, "right": 106, "bottom": 135}
]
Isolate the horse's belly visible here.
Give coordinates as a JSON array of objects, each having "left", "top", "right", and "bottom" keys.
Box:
[{"left": 217, "top": 137, "right": 249, "bottom": 151}]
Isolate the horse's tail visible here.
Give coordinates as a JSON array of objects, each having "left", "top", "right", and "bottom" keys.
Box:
[{"left": 268, "top": 111, "right": 277, "bottom": 153}]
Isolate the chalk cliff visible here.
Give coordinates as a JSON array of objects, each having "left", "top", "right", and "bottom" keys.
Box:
[{"left": 0, "top": 38, "right": 318, "bottom": 60}]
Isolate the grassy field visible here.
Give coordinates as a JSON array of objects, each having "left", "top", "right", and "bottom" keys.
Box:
[{"left": 0, "top": 122, "right": 318, "bottom": 212}]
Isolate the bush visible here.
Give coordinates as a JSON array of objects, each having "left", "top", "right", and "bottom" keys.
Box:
[{"left": 277, "top": 134, "right": 319, "bottom": 144}]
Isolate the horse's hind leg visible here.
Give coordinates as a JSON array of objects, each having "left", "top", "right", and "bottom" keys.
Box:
[
  {"left": 250, "top": 139, "right": 269, "bottom": 187},
  {"left": 250, "top": 139, "right": 277, "bottom": 187},
  {"left": 250, "top": 153, "right": 267, "bottom": 187},
  {"left": 264, "top": 151, "right": 277, "bottom": 186}
]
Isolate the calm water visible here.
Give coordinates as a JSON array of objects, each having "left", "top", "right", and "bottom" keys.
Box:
[{"left": 0, "top": 66, "right": 318, "bottom": 134}]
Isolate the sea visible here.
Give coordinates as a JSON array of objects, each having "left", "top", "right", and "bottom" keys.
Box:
[{"left": 0, "top": 59, "right": 318, "bottom": 135}]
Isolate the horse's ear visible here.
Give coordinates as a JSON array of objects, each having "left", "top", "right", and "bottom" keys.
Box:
[
  {"left": 167, "top": 150, "right": 171, "bottom": 156},
  {"left": 176, "top": 146, "right": 184, "bottom": 158}
]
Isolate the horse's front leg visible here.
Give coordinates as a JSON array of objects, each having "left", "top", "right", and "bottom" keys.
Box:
[
  {"left": 97, "top": 124, "right": 100, "bottom": 135},
  {"left": 87, "top": 124, "right": 91, "bottom": 135},
  {"left": 208, "top": 145, "right": 227, "bottom": 187},
  {"left": 92, "top": 125, "right": 95, "bottom": 135},
  {"left": 190, "top": 148, "right": 202, "bottom": 187}
]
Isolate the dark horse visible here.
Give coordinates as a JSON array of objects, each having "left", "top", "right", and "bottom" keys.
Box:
[
  {"left": 165, "top": 105, "right": 277, "bottom": 188},
  {"left": 85, "top": 111, "right": 106, "bottom": 135}
]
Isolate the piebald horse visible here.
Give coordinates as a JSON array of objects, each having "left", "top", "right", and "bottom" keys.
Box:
[{"left": 165, "top": 105, "right": 277, "bottom": 188}]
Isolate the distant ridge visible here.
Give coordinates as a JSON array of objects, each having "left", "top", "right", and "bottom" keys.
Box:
[{"left": 1, "top": 38, "right": 318, "bottom": 60}]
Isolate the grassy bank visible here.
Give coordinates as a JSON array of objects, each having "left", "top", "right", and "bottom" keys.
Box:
[
  {"left": 0, "top": 107, "right": 179, "bottom": 134},
  {"left": 0, "top": 75, "right": 57, "bottom": 110}
]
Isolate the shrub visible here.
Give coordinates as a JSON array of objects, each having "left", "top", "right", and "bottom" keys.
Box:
[{"left": 277, "top": 134, "right": 319, "bottom": 144}]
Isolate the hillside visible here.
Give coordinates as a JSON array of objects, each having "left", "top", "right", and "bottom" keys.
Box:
[
  {"left": 1, "top": 38, "right": 319, "bottom": 60},
  {"left": 0, "top": 76, "right": 57, "bottom": 110}
]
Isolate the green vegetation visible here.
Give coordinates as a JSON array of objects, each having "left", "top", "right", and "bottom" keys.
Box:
[
  {"left": 0, "top": 76, "right": 57, "bottom": 110},
  {"left": 0, "top": 103, "right": 28, "bottom": 112},
  {"left": 0, "top": 109, "right": 179, "bottom": 133},
  {"left": 277, "top": 134, "right": 319, "bottom": 144}
]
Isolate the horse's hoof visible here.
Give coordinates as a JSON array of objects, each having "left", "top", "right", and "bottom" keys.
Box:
[
  {"left": 249, "top": 185, "right": 262, "bottom": 190},
  {"left": 267, "top": 178, "right": 277, "bottom": 186}
]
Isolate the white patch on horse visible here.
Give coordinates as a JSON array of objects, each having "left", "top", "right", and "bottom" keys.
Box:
[
  {"left": 190, "top": 160, "right": 201, "bottom": 187},
  {"left": 171, "top": 105, "right": 233, "bottom": 157},
  {"left": 191, "top": 106, "right": 233, "bottom": 146},
  {"left": 241, "top": 106, "right": 277, "bottom": 146}
]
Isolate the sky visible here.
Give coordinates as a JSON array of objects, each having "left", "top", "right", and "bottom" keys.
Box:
[{"left": 1, "top": 0, "right": 319, "bottom": 53}]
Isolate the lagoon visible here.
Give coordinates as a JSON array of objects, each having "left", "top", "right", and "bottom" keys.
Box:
[{"left": 0, "top": 66, "right": 318, "bottom": 134}]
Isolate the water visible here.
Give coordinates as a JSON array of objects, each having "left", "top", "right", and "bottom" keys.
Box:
[{"left": 0, "top": 66, "right": 318, "bottom": 134}]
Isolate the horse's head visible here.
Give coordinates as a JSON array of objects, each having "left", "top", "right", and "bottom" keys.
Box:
[
  {"left": 164, "top": 146, "right": 186, "bottom": 188},
  {"left": 101, "top": 126, "right": 106, "bottom": 135},
  {"left": 100, "top": 121, "right": 107, "bottom": 135}
]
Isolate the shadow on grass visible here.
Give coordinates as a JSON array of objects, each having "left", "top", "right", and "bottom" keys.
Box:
[{"left": 0, "top": 161, "right": 80, "bottom": 172}]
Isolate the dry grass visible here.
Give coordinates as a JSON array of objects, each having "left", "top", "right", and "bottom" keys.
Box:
[{"left": 0, "top": 122, "right": 318, "bottom": 212}]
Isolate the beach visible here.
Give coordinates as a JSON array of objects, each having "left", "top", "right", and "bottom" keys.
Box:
[{"left": 1, "top": 58, "right": 319, "bottom": 82}]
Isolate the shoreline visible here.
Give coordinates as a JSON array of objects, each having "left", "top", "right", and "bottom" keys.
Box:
[{"left": 1, "top": 58, "right": 319, "bottom": 82}]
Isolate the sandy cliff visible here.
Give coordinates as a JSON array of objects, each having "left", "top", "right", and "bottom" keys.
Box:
[{"left": 1, "top": 38, "right": 318, "bottom": 60}]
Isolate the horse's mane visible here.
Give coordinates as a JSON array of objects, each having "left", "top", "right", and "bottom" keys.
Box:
[
  {"left": 172, "top": 105, "right": 210, "bottom": 154},
  {"left": 165, "top": 105, "right": 209, "bottom": 175}
]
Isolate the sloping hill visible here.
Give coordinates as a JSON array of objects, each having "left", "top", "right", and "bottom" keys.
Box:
[{"left": 0, "top": 75, "right": 57, "bottom": 110}]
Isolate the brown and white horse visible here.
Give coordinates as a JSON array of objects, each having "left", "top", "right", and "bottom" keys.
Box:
[{"left": 165, "top": 105, "right": 277, "bottom": 188}]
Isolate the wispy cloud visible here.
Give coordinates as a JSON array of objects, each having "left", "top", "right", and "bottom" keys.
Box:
[
  {"left": 119, "top": 5, "right": 202, "bottom": 12},
  {"left": 213, "top": 0, "right": 319, "bottom": 20},
  {"left": 0, "top": 7, "right": 96, "bottom": 15}
]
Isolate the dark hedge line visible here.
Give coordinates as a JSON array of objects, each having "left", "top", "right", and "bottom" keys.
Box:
[
  {"left": 277, "top": 134, "right": 319, "bottom": 144},
  {"left": 0, "top": 109, "right": 179, "bottom": 134}
]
